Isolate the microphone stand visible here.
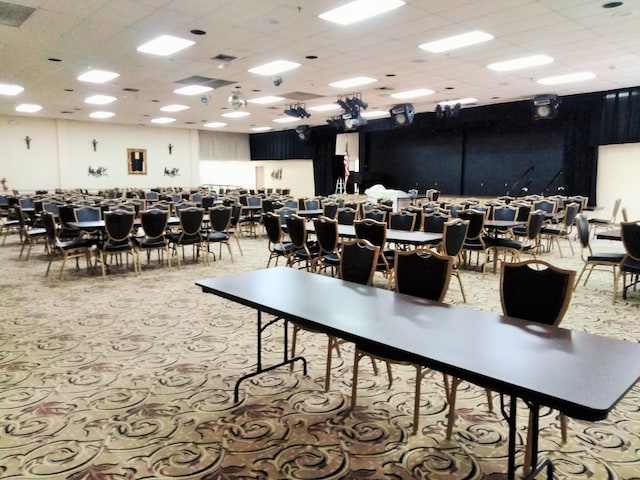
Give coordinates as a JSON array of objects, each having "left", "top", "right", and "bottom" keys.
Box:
[{"left": 506, "top": 166, "right": 534, "bottom": 196}]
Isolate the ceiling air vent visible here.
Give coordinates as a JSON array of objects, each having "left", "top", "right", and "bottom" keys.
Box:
[
  {"left": 175, "top": 75, "right": 236, "bottom": 89},
  {"left": 212, "top": 53, "right": 237, "bottom": 62},
  {"left": 0, "top": 1, "right": 35, "bottom": 27}
]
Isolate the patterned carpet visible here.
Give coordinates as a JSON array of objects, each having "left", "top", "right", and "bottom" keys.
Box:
[{"left": 1, "top": 225, "right": 639, "bottom": 480}]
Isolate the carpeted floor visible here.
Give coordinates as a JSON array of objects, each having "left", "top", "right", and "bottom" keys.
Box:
[{"left": 1, "top": 225, "right": 639, "bottom": 479}]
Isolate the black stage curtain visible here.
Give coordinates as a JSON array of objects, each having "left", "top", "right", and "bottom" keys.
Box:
[
  {"left": 597, "top": 88, "right": 640, "bottom": 145},
  {"left": 249, "top": 88, "right": 636, "bottom": 202}
]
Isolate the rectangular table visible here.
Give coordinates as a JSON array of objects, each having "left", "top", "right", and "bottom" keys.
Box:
[
  {"left": 305, "top": 221, "right": 442, "bottom": 246},
  {"left": 197, "top": 267, "right": 640, "bottom": 480}
]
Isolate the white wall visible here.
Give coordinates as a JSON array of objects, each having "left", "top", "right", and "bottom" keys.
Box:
[
  {"left": 0, "top": 115, "right": 315, "bottom": 196},
  {"left": 597, "top": 143, "right": 640, "bottom": 221},
  {"left": 199, "top": 159, "right": 315, "bottom": 198}
]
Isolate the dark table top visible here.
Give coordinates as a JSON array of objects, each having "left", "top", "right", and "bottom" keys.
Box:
[
  {"left": 197, "top": 267, "right": 640, "bottom": 421},
  {"left": 596, "top": 228, "right": 621, "bottom": 241}
]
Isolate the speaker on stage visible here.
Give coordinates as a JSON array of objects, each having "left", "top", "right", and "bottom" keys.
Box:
[{"left": 532, "top": 94, "right": 560, "bottom": 120}]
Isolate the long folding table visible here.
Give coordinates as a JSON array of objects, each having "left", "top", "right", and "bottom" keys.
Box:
[{"left": 197, "top": 267, "right": 640, "bottom": 480}]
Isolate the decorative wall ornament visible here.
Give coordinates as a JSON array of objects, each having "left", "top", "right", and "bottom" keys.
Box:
[
  {"left": 164, "top": 167, "right": 180, "bottom": 177},
  {"left": 1, "top": 177, "right": 9, "bottom": 191},
  {"left": 88, "top": 166, "right": 108, "bottom": 177},
  {"left": 92, "top": 139, "right": 98, "bottom": 151},
  {"left": 168, "top": 143, "right": 173, "bottom": 154},
  {"left": 271, "top": 168, "right": 282, "bottom": 180},
  {"left": 25, "top": 136, "right": 31, "bottom": 149}
]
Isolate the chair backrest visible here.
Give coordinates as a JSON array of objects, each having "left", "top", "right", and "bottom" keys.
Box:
[
  {"left": 313, "top": 216, "right": 339, "bottom": 255},
  {"left": 533, "top": 199, "right": 556, "bottom": 214},
  {"left": 441, "top": 219, "right": 469, "bottom": 257},
  {"left": 41, "top": 211, "right": 58, "bottom": 243},
  {"left": 512, "top": 201, "right": 531, "bottom": 222},
  {"left": 394, "top": 248, "right": 453, "bottom": 302},
  {"left": 493, "top": 205, "right": 518, "bottom": 221},
  {"left": 58, "top": 205, "right": 77, "bottom": 226},
  {"left": 611, "top": 198, "right": 622, "bottom": 222},
  {"left": 445, "top": 203, "right": 464, "bottom": 218},
  {"left": 247, "top": 195, "right": 262, "bottom": 207},
  {"left": 283, "top": 199, "right": 299, "bottom": 209},
  {"left": 304, "top": 198, "right": 321, "bottom": 210},
  {"left": 339, "top": 238, "right": 380, "bottom": 286},
  {"left": 75, "top": 206, "right": 101, "bottom": 222},
  {"left": 458, "top": 209, "right": 486, "bottom": 241},
  {"left": 525, "top": 210, "right": 546, "bottom": 241},
  {"left": 140, "top": 209, "right": 169, "bottom": 239},
  {"left": 208, "top": 205, "right": 232, "bottom": 233},
  {"left": 500, "top": 259, "right": 576, "bottom": 326},
  {"left": 323, "top": 202, "right": 338, "bottom": 219},
  {"left": 43, "top": 202, "right": 60, "bottom": 215},
  {"left": 354, "top": 218, "right": 387, "bottom": 247},
  {"left": 389, "top": 211, "right": 416, "bottom": 231},
  {"left": 285, "top": 214, "right": 308, "bottom": 249},
  {"left": 264, "top": 212, "right": 284, "bottom": 244},
  {"left": 364, "top": 208, "right": 387, "bottom": 223},
  {"left": 201, "top": 196, "right": 216, "bottom": 209},
  {"left": 19, "top": 197, "right": 34, "bottom": 209},
  {"left": 337, "top": 207, "right": 357, "bottom": 225},
  {"left": 104, "top": 210, "right": 135, "bottom": 243},
  {"left": 621, "top": 221, "right": 640, "bottom": 260},
  {"left": 276, "top": 206, "right": 297, "bottom": 224},
  {"left": 574, "top": 214, "right": 591, "bottom": 251},
  {"left": 562, "top": 202, "right": 580, "bottom": 228},
  {"left": 403, "top": 206, "right": 424, "bottom": 231},
  {"left": 145, "top": 191, "right": 159, "bottom": 201},
  {"left": 423, "top": 211, "right": 449, "bottom": 233},
  {"left": 178, "top": 207, "right": 204, "bottom": 235}
]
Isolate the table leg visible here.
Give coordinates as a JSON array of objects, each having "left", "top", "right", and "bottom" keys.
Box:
[
  {"left": 233, "top": 310, "right": 307, "bottom": 402},
  {"left": 507, "top": 394, "right": 517, "bottom": 480}
]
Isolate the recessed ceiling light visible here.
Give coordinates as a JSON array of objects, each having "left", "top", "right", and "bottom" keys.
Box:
[
  {"left": 603, "top": 1, "right": 623, "bottom": 8},
  {"left": 174, "top": 85, "right": 213, "bottom": 95},
  {"left": 0, "top": 83, "right": 24, "bottom": 95},
  {"left": 89, "top": 111, "right": 115, "bottom": 119},
  {"left": 137, "top": 35, "right": 195, "bottom": 56},
  {"left": 190, "top": 29, "right": 206, "bottom": 35},
  {"left": 391, "top": 88, "right": 435, "bottom": 99},
  {"left": 16, "top": 104, "right": 42, "bottom": 113},
  {"left": 319, "top": 0, "right": 405, "bottom": 25},
  {"left": 222, "top": 111, "right": 251, "bottom": 118},
  {"left": 537, "top": 72, "right": 596, "bottom": 85},
  {"left": 438, "top": 98, "right": 477, "bottom": 106},
  {"left": 85, "top": 95, "right": 116, "bottom": 105},
  {"left": 203, "top": 122, "right": 227, "bottom": 128},
  {"left": 487, "top": 55, "right": 553, "bottom": 72},
  {"left": 252, "top": 126, "right": 272, "bottom": 132},
  {"left": 77, "top": 69, "right": 120, "bottom": 83},
  {"left": 161, "top": 104, "right": 190, "bottom": 112},
  {"left": 329, "top": 76, "right": 377, "bottom": 88},
  {"left": 419, "top": 31, "right": 494, "bottom": 53},
  {"left": 247, "top": 95, "right": 285, "bottom": 104},
  {"left": 151, "top": 117, "right": 176, "bottom": 124},
  {"left": 361, "top": 110, "right": 389, "bottom": 119},
  {"left": 308, "top": 104, "right": 342, "bottom": 112},
  {"left": 273, "top": 117, "right": 299, "bottom": 123},
  {"left": 248, "top": 60, "right": 301, "bottom": 76}
]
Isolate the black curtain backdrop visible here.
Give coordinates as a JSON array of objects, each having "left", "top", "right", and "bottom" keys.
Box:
[{"left": 249, "top": 87, "right": 638, "bottom": 203}]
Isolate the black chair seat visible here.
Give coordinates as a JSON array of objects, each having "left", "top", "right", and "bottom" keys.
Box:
[
  {"left": 27, "top": 227, "right": 47, "bottom": 237},
  {"left": 274, "top": 242, "right": 292, "bottom": 254},
  {"left": 493, "top": 237, "right": 522, "bottom": 250},
  {"left": 58, "top": 238, "right": 93, "bottom": 250},
  {"left": 540, "top": 226, "right": 568, "bottom": 235},
  {"left": 321, "top": 252, "right": 340, "bottom": 265},
  {"left": 167, "top": 232, "right": 200, "bottom": 245},
  {"left": 100, "top": 240, "right": 133, "bottom": 252},
  {"left": 588, "top": 218, "right": 609, "bottom": 225},
  {"left": 206, "top": 232, "right": 229, "bottom": 242},
  {"left": 135, "top": 237, "right": 166, "bottom": 248},
  {"left": 588, "top": 252, "right": 624, "bottom": 263},
  {"left": 621, "top": 257, "right": 640, "bottom": 274}
]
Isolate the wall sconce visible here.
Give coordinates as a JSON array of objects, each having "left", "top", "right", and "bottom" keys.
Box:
[
  {"left": 92, "top": 139, "right": 98, "bottom": 152},
  {"left": 25, "top": 136, "right": 31, "bottom": 149},
  {"left": 168, "top": 143, "right": 173, "bottom": 154}
]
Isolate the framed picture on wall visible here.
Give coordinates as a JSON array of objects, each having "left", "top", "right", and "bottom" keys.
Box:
[{"left": 127, "top": 148, "right": 147, "bottom": 175}]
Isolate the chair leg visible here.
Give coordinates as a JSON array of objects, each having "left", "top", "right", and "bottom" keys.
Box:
[
  {"left": 559, "top": 412, "right": 568, "bottom": 443},
  {"left": 325, "top": 336, "right": 335, "bottom": 391},
  {"left": 351, "top": 349, "right": 361, "bottom": 410}
]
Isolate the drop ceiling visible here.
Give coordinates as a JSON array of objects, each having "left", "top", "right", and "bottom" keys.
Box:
[{"left": 0, "top": 0, "right": 638, "bottom": 133}]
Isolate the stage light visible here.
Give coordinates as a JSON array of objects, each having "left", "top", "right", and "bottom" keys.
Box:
[
  {"left": 389, "top": 103, "right": 414, "bottom": 126},
  {"left": 336, "top": 93, "right": 368, "bottom": 117},
  {"left": 295, "top": 125, "right": 311, "bottom": 141},
  {"left": 284, "top": 103, "right": 310, "bottom": 119},
  {"left": 532, "top": 94, "right": 560, "bottom": 120}
]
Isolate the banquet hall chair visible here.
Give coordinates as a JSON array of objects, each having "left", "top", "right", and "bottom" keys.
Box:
[
  {"left": 574, "top": 214, "right": 623, "bottom": 302},
  {"left": 205, "top": 205, "right": 234, "bottom": 263},
  {"left": 446, "top": 259, "right": 576, "bottom": 468},
  {"left": 589, "top": 198, "right": 622, "bottom": 238},
  {"left": 351, "top": 248, "right": 453, "bottom": 435},
  {"left": 336, "top": 207, "right": 357, "bottom": 225},
  {"left": 42, "top": 212, "right": 94, "bottom": 279},
  {"left": 353, "top": 218, "right": 394, "bottom": 288},
  {"left": 14, "top": 204, "right": 47, "bottom": 260},
  {"left": 285, "top": 214, "right": 319, "bottom": 270},
  {"left": 97, "top": 210, "right": 139, "bottom": 278},
  {"left": 166, "top": 207, "right": 206, "bottom": 268},
  {"left": 619, "top": 221, "right": 640, "bottom": 300},
  {"left": 312, "top": 216, "right": 341, "bottom": 276},
  {"left": 440, "top": 218, "right": 469, "bottom": 302},
  {"left": 134, "top": 209, "right": 171, "bottom": 269},
  {"left": 263, "top": 212, "right": 291, "bottom": 268}
]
